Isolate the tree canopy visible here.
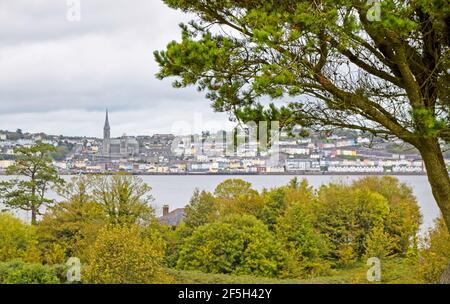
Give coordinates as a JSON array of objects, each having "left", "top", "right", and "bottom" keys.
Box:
[
  {"left": 155, "top": 0, "right": 450, "bottom": 236},
  {"left": 0, "top": 143, "right": 64, "bottom": 225}
]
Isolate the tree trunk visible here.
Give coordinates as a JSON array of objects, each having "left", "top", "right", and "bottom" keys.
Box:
[
  {"left": 442, "top": 263, "right": 450, "bottom": 284},
  {"left": 31, "top": 208, "right": 37, "bottom": 225},
  {"left": 418, "top": 138, "right": 450, "bottom": 284},
  {"left": 30, "top": 182, "right": 37, "bottom": 225},
  {"left": 419, "top": 138, "right": 450, "bottom": 233}
]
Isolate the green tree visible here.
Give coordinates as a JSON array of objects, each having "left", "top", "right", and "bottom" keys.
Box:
[
  {"left": 0, "top": 143, "right": 64, "bottom": 225},
  {"left": 313, "top": 184, "right": 394, "bottom": 261},
  {"left": 260, "top": 188, "right": 288, "bottom": 230},
  {"left": 91, "top": 174, "right": 154, "bottom": 225},
  {"left": 53, "top": 175, "right": 93, "bottom": 205},
  {"left": 155, "top": 1, "right": 450, "bottom": 242},
  {"left": 162, "top": 223, "right": 192, "bottom": 268},
  {"left": 38, "top": 175, "right": 104, "bottom": 264},
  {"left": 83, "top": 224, "right": 167, "bottom": 284},
  {"left": 351, "top": 176, "right": 422, "bottom": 254},
  {"left": 177, "top": 214, "right": 288, "bottom": 277},
  {"left": 276, "top": 203, "right": 330, "bottom": 277},
  {"left": 213, "top": 179, "right": 263, "bottom": 217},
  {"left": 214, "top": 179, "right": 255, "bottom": 200},
  {"left": 0, "top": 213, "right": 39, "bottom": 263},
  {"left": 336, "top": 244, "right": 357, "bottom": 267},
  {"left": 353, "top": 189, "right": 391, "bottom": 254},
  {"left": 283, "top": 178, "right": 315, "bottom": 212},
  {"left": 38, "top": 175, "right": 157, "bottom": 264},
  {"left": 184, "top": 189, "right": 217, "bottom": 228},
  {"left": 364, "top": 225, "right": 395, "bottom": 259},
  {"left": 37, "top": 199, "right": 106, "bottom": 264}
]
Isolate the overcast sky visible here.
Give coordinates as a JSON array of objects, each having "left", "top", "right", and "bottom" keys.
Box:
[{"left": 0, "top": 0, "right": 235, "bottom": 137}]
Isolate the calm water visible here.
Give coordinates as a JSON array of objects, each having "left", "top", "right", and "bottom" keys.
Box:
[{"left": 0, "top": 175, "right": 440, "bottom": 233}]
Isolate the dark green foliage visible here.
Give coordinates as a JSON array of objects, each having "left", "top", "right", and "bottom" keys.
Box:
[
  {"left": 313, "top": 183, "right": 412, "bottom": 262},
  {"left": 260, "top": 188, "right": 288, "bottom": 230},
  {"left": 351, "top": 176, "right": 422, "bottom": 254},
  {"left": 177, "top": 214, "right": 289, "bottom": 278},
  {"left": 276, "top": 203, "right": 331, "bottom": 276},
  {"left": 0, "top": 213, "right": 39, "bottom": 263},
  {"left": 170, "top": 177, "right": 422, "bottom": 278},
  {"left": 0, "top": 260, "right": 60, "bottom": 284},
  {"left": 184, "top": 189, "right": 217, "bottom": 228}
]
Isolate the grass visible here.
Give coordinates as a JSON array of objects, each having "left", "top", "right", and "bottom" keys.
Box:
[{"left": 167, "top": 257, "right": 422, "bottom": 284}]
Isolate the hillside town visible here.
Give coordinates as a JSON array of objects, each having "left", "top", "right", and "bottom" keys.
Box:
[{"left": 1, "top": 111, "right": 449, "bottom": 175}]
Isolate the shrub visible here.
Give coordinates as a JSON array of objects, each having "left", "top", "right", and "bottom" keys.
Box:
[
  {"left": 38, "top": 174, "right": 158, "bottom": 265},
  {"left": 0, "top": 213, "right": 39, "bottom": 263},
  {"left": 351, "top": 176, "right": 422, "bottom": 254},
  {"left": 162, "top": 223, "right": 193, "bottom": 268},
  {"left": 313, "top": 180, "right": 419, "bottom": 263},
  {"left": 177, "top": 214, "right": 288, "bottom": 278},
  {"left": 260, "top": 188, "right": 288, "bottom": 230},
  {"left": 364, "top": 225, "right": 395, "bottom": 259},
  {"left": 184, "top": 189, "right": 217, "bottom": 228},
  {"left": 37, "top": 200, "right": 106, "bottom": 264},
  {"left": 276, "top": 203, "right": 330, "bottom": 277},
  {"left": 419, "top": 218, "right": 450, "bottom": 283},
  {"left": 83, "top": 224, "right": 167, "bottom": 284},
  {"left": 336, "top": 244, "right": 357, "bottom": 267},
  {"left": 314, "top": 185, "right": 389, "bottom": 258},
  {"left": 0, "top": 260, "right": 60, "bottom": 284}
]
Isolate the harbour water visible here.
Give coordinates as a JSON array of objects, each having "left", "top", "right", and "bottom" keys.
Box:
[{"left": 0, "top": 175, "right": 440, "bottom": 233}]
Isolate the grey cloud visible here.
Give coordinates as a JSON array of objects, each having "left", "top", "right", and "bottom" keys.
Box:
[
  {"left": 0, "top": 0, "right": 215, "bottom": 135},
  {"left": 0, "top": 0, "right": 189, "bottom": 44},
  {"left": 0, "top": 108, "right": 235, "bottom": 138}
]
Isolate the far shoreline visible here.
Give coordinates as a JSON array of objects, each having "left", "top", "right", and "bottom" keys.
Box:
[{"left": 0, "top": 172, "right": 428, "bottom": 176}]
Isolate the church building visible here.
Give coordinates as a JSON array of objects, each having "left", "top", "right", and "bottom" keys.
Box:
[{"left": 101, "top": 109, "right": 139, "bottom": 158}]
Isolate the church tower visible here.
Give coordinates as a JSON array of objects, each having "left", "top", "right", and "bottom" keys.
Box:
[{"left": 103, "top": 109, "right": 111, "bottom": 156}]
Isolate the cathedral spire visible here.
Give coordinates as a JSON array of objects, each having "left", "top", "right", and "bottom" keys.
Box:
[
  {"left": 104, "top": 108, "right": 110, "bottom": 130},
  {"left": 103, "top": 109, "right": 111, "bottom": 156}
]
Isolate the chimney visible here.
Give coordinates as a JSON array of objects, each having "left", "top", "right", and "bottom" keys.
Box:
[{"left": 162, "top": 205, "right": 169, "bottom": 217}]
